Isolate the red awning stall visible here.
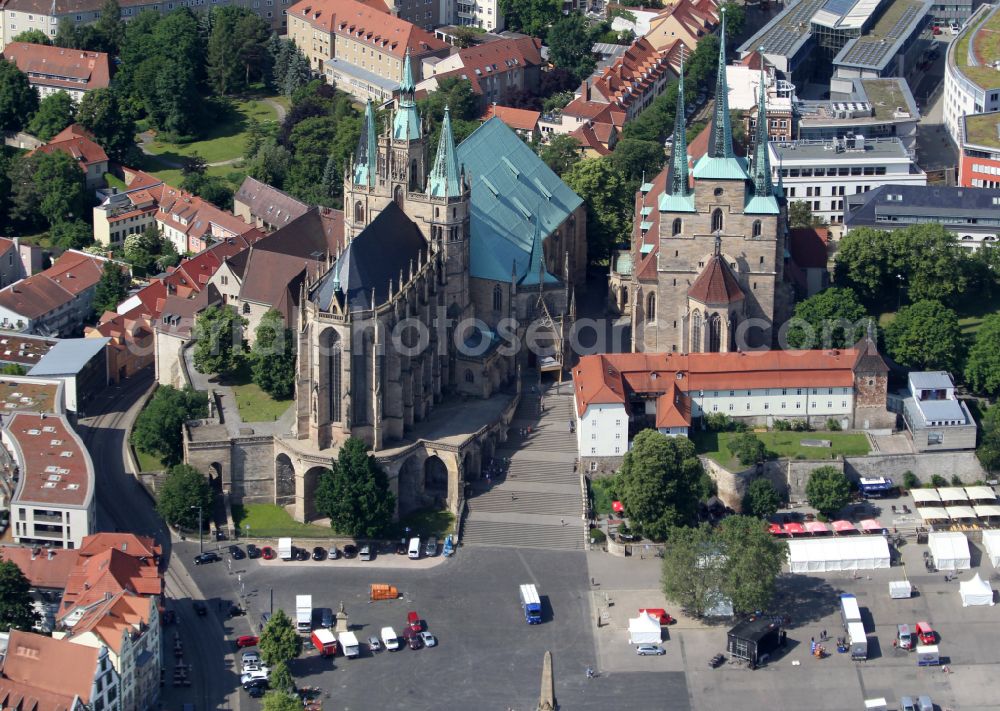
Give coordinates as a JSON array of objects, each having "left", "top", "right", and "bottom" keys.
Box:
[
  {"left": 805, "top": 521, "right": 830, "bottom": 535},
  {"left": 783, "top": 522, "right": 806, "bottom": 536},
  {"left": 832, "top": 520, "right": 857, "bottom": 534}
]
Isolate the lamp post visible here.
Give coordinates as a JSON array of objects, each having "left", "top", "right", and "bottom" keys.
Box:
[{"left": 191, "top": 505, "right": 203, "bottom": 554}]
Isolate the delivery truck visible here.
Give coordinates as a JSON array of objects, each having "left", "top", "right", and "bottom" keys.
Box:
[
  {"left": 840, "top": 593, "right": 862, "bottom": 628},
  {"left": 519, "top": 584, "right": 542, "bottom": 624},
  {"left": 310, "top": 628, "right": 337, "bottom": 657},
  {"left": 339, "top": 631, "right": 360, "bottom": 658},
  {"left": 847, "top": 621, "right": 868, "bottom": 660},
  {"left": 278, "top": 538, "right": 293, "bottom": 561},
  {"left": 916, "top": 645, "right": 940, "bottom": 666},
  {"left": 296, "top": 595, "right": 312, "bottom": 633},
  {"left": 369, "top": 584, "right": 399, "bottom": 601}
]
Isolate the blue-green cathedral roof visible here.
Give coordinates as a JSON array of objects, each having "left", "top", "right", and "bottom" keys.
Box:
[{"left": 457, "top": 118, "right": 581, "bottom": 284}]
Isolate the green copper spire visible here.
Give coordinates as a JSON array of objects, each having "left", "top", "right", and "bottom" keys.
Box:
[
  {"left": 519, "top": 216, "right": 556, "bottom": 285},
  {"left": 744, "top": 49, "right": 780, "bottom": 215},
  {"left": 708, "top": 9, "right": 734, "bottom": 159},
  {"left": 393, "top": 48, "right": 420, "bottom": 141},
  {"left": 353, "top": 100, "right": 377, "bottom": 187},
  {"left": 428, "top": 106, "right": 461, "bottom": 197},
  {"left": 660, "top": 51, "right": 696, "bottom": 213}
]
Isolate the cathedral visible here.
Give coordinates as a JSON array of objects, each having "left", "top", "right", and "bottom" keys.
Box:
[{"left": 624, "top": 15, "right": 792, "bottom": 354}]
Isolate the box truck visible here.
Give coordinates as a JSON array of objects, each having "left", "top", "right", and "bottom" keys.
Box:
[
  {"left": 847, "top": 621, "right": 868, "bottom": 660},
  {"left": 369, "top": 584, "right": 399, "bottom": 601},
  {"left": 339, "top": 631, "right": 360, "bottom": 658},
  {"left": 310, "top": 628, "right": 337, "bottom": 657},
  {"left": 916, "top": 645, "right": 940, "bottom": 666},
  {"left": 519, "top": 584, "right": 542, "bottom": 624},
  {"left": 296, "top": 595, "right": 312, "bottom": 633},
  {"left": 278, "top": 538, "right": 293, "bottom": 561},
  {"left": 840, "top": 593, "right": 862, "bottom": 628}
]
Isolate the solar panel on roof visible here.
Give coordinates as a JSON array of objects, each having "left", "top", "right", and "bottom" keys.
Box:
[{"left": 822, "top": 0, "right": 854, "bottom": 18}]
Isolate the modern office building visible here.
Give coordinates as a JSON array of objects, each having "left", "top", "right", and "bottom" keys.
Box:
[
  {"left": 769, "top": 136, "right": 927, "bottom": 223},
  {"left": 959, "top": 111, "right": 1000, "bottom": 188},
  {"left": 902, "top": 371, "right": 977, "bottom": 452},
  {"left": 943, "top": 3, "right": 1000, "bottom": 145}
]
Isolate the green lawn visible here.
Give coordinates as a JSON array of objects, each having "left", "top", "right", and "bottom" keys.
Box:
[
  {"left": 144, "top": 163, "right": 246, "bottom": 192},
  {"left": 391, "top": 508, "right": 455, "bottom": 538},
  {"left": 142, "top": 97, "right": 281, "bottom": 165},
  {"left": 231, "top": 503, "right": 330, "bottom": 538},
  {"left": 104, "top": 172, "right": 126, "bottom": 190},
  {"left": 134, "top": 448, "right": 167, "bottom": 473},
  {"left": 957, "top": 290, "right": 1000, "bottom": 336},
  {"left": 590, "top": 477, "right": 616, "bottom": 515},
  {"left": 217, "top": 365, "right": 293, "bottom": 423},
  {"left": 693, "top": 430, "right": 871, "bottom": 470}
]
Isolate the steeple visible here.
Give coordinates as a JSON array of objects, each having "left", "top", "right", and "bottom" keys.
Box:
[
  {"left": 660, "top": 51, "right": 696, "bottom": 213},
  {"left": 744, "top": 48, "right": 780, "bottom": 215},
  {"left": 393, "top": 48, "right": 421, "bottom": 141},
  {"left": 691, "top": 8, "right": 749, "bottom": 181},
  {"left": 353, "top": 100, "right": 377, "bottom": 187},
  {"left": 428, "top": 106, "right": 462, "bottom": 197}
]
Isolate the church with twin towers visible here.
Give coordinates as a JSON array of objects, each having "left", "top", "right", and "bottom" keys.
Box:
[{"left": 624, "top": 12, "right": 792, "bottom": 355}]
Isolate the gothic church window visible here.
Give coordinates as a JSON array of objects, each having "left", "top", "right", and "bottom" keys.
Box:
[
  {"left": 692, "top": 310, "right": 701, "bottom": 352},
  {"left": 672, "top": 218, "right": 682, "bottom": 236},
  {"left": 492, "top": 284, "right": 502, "bottom": 311},
  {"left": 354, "top": 201, "right": 364, "bottom": 224},
  {"left": 646, "top": 293, "right": 656, "bottom": 322},
  {"left": 752, "top": 220, "right": 761, "bottom": 238},
  {"left": 711, "top": 209, "right": 723, "bottom": 232},
  {"left": 465, "top": 369, "right": 474, "bottom": 383}
]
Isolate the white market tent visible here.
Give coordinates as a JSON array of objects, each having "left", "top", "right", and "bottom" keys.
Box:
[
  {"left": 959, "top": 573, "right": 994, "bottom": 607},
  {"left": 787, "top": 536, "right": 890, "bottom": 573},
  {"left": 982, "top": 530, "right": 1000, "bottom": 567},
  {"left": 937, "top": 487, "right": 969, "bottom": 503},
  {"left": 628, "top": 613, "right": 662, "bottom": 644},
  {"left": 928, "top": 531, "right": 971, "bottom": 571},
  {"left": 911, "top": 489, "right": 941, "bottom": 505},
  {"left": 964, "top": 486, "right": 996, "bottom": 502},
  {"left": 917, "top": 507, "right": 950, "bottom": 523},
  {"left": 945, "top": 505, "right": 978, "bottom": 521},
  {"left": 974, "top": 505, "right": 1000, "bottom": 520}
]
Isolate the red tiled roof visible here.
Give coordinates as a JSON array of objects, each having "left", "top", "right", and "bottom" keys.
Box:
[
  {"left": 687, "top": 254, "right": 745, "bottom": 305},
  {"left": 43, "top": 251, "right": 107, "bottom": 296},
  {"left": 64, "top": 591, "right": 154, "bottom": 655},
  {"left": 1, "top": 43, "right": 110, "bottom": 92},
  {"left": 789, "top": 228, "right": 830, "bottom": 269},
  {"left": 481, "top": 104, "right": 541, "bottom": 132},
  {"left": 59, "top": 547, "right": 162, "bottom": 619},
  {"left": 0, "top": 631, "right": 100, "bottom": 707},
  {"left": 0, "top": 274, "right": 73, "bottom": 320},
  {"left": 6, "top": 412, "right": 92, "bottom": 508},
  {"left": 0, "top": 545, "right": 80, "bottom": 589},
  {"left": 570, "top": 123, "right": 612, "bottom": 155},
  {"left": 32, "top": 134, "right": 109, "bottom": 170},
  {"left": 78, "top": 532, "right": 161, "bottom": 561}
]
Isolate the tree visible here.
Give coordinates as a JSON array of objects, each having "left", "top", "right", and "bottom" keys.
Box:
[
  {"left": 546, "top": 14, "right": 597, "bottom": 83},
  {"left": 124, "top": 225, "right": 163, "bottom": 273},
  {"left": 92, "top": 261, "right": 129, "bottom": 316},
  {"left": 282, "top": 50, "right": 311, "bottom": 97},
  {"left": 716, "top": 515, "right": 786, "bottom": 615},
  {"left": 207, "top": 7, "right": 271, "bottom": 94},
  {"left": 978, "top": 405, "right": 1000, "bottom": 474},
  {"left": 13, "top": 29, "right": 51, "bottom": 44},
  {"left": 258, "top": 609, "right": 302, "bottom": 665},
  {"left": 155, "top": 464, "right": 212, "bottom": 530},
  {"left": 263, "top": 691, "right": 299, "bottom": 711},
  {"left": 0, "top": 364, "right": 27, "bottom": 375},
  {"left": 315, "top": 437, "right": 396, "bottom": 538},
  {"left": 728, "top": 432, "right": 768, "bottom": 466},
  {"left": 499, "top": 0, "right": 560, "bottom": 36},
  {"left": 562, "top": 157, "right": 633, "bottom": 264},
  {"left": 743, "top": 478, "right": 782, "bottom": 519},
  {"left": 609, "top": 138, "right": 665, "bottom": 182},
  {"left": 805, "top": 465, "right": 851, "bottom": 518},
  {"left": 192, "top": 306, "right": 246, "bottom": 376},
  {"left": 788, "top": 200, "right": 822, "bottom": 229},
  {"left": 615, "top": 430, "right": 703, "bottom": 540},
  {"left": 27, "top": 91, "right": 75, "bottom": 141},
  {"left": 94, "top": 0, "right": 125, "bottom": 55},
  {"left": 965, "top": 313, "right": 1000, "bottom": 396},
  {"left": 452, "top": 26, "right": 483, "bottom": 48},
  {"left": 885, "top": 299, "right": 964, "bottom": 372},
  {"left": 130, "top": 385, "right": 208, "bottom": 466},
  {"left": 247, "top": 141, "right": 292, "bottom": 188},
  {"left": 0, "top": 58, "right": 39, "bottom": 134},
  {"left": 77, "top": 88, "right": 138, "bottom": 163},
  {"left": 660, "top": 523, "right": 725, "bottom": 618},
  {"left": 8, "top": 152, "right": 87, "bottom": 231},
  {"left": 719, "top": 2, "right": 745, "bottom": 37},
  {"left": 538, "top": 134, "right": 581, "bottom": 175},
  {"left": 49, "top": 220, "right": 94, "bottom": 251},
  {"left": 267, "top": 661, "right": 294, "bottom": 694},
  {"left": 785, "top": 287, "right": 869, "bottom": 349},
  {"left": 251, "top": 310, "right": 296, "bottom": 400},
  {"left": 0, "top": 559, "right": 39, "bottom": 632}
]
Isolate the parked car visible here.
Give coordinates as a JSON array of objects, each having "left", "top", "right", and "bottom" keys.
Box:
[
  {"left": 402, "top": 627, "right": 422, "bottom": 649},
  {"left": 228, "top": 545, "right": 245, "bottom": 560},
  {"left": 246, "top": 544, "right": 261, "bottom": 559},
  {"left": 319, "top": 608, "right": 333, "bottom": 629},
  {"left": 193, "top": 601, "right": 207, "bottom": 616},
  {"left": 228, "top": 604, "right": 246, "bottom": 617},
  {"left": 932, "top": 24, "right": 941, "bottom": 34},
  {"left": 245, "top": 681, "right": 267, "bottom": 698},
  {"left": 419, "top": 631, "right": 437, "bottom": 647},
  {"left": 359, "top": 544, "right": 374, "bottom": 561},
  {"left": 636, "top": 645, "right": 666, "bottom": 656},
  {"left": 241, "top": 650, "right": 261, "bottom": 669},
  {"left": 241, "top": 669, "right": 269, "bottom": 688},
  {"left": 395, "top": 539, "right": 408, "bottom": 555},
  {"left": 295, "top": 547, "right": 310, "bottom": 561},
  {"left": 425, "top": 537, "right": 438, "bottom": 557},
  {"left": 236, "top": 635, "right": 258, "bottom": 649},
  {"left": 343, "top": 544, "right": 358, "bottom": 559},
  {"left": 915, "top": 621, "right": 936, "bottom": 645},
  {"left": 368, "top": 636, "right": 382, "bottom": 653},
  {"left": 328, "top": 545, "right": 340, "bottom": 560},
  {"left": 407, "top": 611, "right": 422, "bottom": 633},
  {"left": 261, "top": 547, "right": 276, "bottom": 560},
  {"left": 312, "top": 546, "right": 327, "bottom": 561},
  {"left": 917, "top": 696, "right": 933, "bottom": 711},
  {"left": 193, "top": 552, "right": 221, "bottom": 565}
]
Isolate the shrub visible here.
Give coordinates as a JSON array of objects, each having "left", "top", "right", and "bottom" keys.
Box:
[
  {"left": 773, "top": 419, "right": 792, "bottom": 431},
  {"left": 826, "top": 418, "right": 842, "bottom": 431},
  {"left": 791, "top": 420, "right": 812, "bottom": 432},
  {"left": 589, "top": 528, "right": 606, "bottom": 544},
  {"left": 930, "top": 474, "right": 948, "bottom": 487},
  {"left": 950, "top": 474, "right": 963, "bottom": 486},
  {"left": 705, "top": 413, "right": 735, "bottom": 431},
  {"left": 728, "top": 433, "right": 768, "bottom": 466},
  {"left": 902, "top": 471, "right": 920, "bottom": 490}
]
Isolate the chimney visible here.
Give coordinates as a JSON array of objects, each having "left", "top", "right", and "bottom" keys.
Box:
[{"left": 47, "top": 549, "right": 54, "bottom": 560}]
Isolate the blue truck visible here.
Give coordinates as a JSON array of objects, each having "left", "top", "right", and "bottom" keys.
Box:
[{"left": 520, "top": 584, "right": 542, "bottom": 624}]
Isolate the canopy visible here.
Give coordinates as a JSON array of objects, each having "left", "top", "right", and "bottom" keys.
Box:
[
  {"left": 787, "top": 536, "right": 890, "bottom": 572},
  {"left": 612, "top": 501, "right": 624, "bottom": 513},
  {"left": 639, "top": 608, "right": 671, "bottom": 625},
  {"left": 805, "top": 521, "right": 830, "bottom": 534},
  {"left": 959, "top": 573, "right": 994, "bottom": 607},
  {"left": 928, "top": 531, "right": 971, "bottom": 570},
  {"left": 768, "top": 523, "right": 783, "bottom": 535},
  {"left": 964, "top": 485, "right": 996, "bottom": 502},
  {"left": 860, "top": 518, "right": 883, "bottom": 532},
  {"left": 937, "top": 487, "right": 969, "bottom": 502},
  {"left": 974, "top": 505, "right": 1000, "bottom": 519},
  {"left": 917, "top": 507, "right": 950, "bottom": 522},
  {"left": 911, "top": 489, "right": 941, "bottom": 505},
  {"left": 783, "top": 522, "right": 806, "bottom": 535},
  {"left": 832, "top": 520, "right": 857, "bottom": 533},
  {"left": 945, "top": 505, "right": 977, "bottom": 520},
  {"left": 982, "top": 530, "right": 1000, "bottom": 567},
  {"left": 628, "top": 612, "right": 661, "bottom": 644}
]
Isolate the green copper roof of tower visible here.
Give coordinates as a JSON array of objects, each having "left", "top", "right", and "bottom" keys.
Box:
[
  {"left": 664, "top": 53, "right": 696, "bottom": 213},
  {"left": 353, "top": 100, "right": 377, "bottom": 187},
  {"left": 745, "top": 56, "right": 779, "bottom": 214},
  {"left": 428, "top": 107, "right": 462, "bottom": 197},
  {"left": 393, "top": 49, "right": 420, "bottom": 141},
  {"left": 693, "top": 10, "right": 748, "bottom": 181}
]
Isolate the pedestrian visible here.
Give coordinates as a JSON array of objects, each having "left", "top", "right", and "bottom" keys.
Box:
[
  {"left": 822, "top": 629, "right": 827, "bottom": 641},
  {"left": 511, "top": 493, "right": 516, "bottom": 501},
  {"left": 561, "top": 518, "right": 566, "bottom": 526}
]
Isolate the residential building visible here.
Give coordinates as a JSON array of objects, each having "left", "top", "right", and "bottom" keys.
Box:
[
  {"left": 643, "top": 0, "right": 718, "bottom": 53},
  {"left": 0, "top": 251, "right": 125, "bottom": 337},
  {"left": 727, "top": 61, "right": 795, "bottom": 147},
  {"left": 92, "top": 172, "right": 163, "bottom": 249},
  {"left": 480, "top": 104, "right": 541, "bottom": 140},
  {"left": 943, "top": 3, "right": 1000, "bottom": 145},
  {"left": 902, "top": 371, "right": 977, "bottom": 451},
  {"left": 0, "top": 545, "right": 80, "bottom": 632},
  {"left": 0, "top": 43, "right": 109, "bottom": 102},
  {"left": 0, "top": 331, "right": 57, "bottom": 370},
  {"left": 86, "top": 312, "right": 153, "bottom": 383},
  {"left": 769, "top": 136, "right": 927, "bottom": 224},
  {"left": 786, "top": 227, "right": 831, "bottom": 297},
  {"left": 570, "top": 121, "right": 619, "bottom": 156},
  {"left": 417, "top": 36, "right": 543, "bottom": 109},
  {"left": 572, "top": 334, "right": 892, "bottom": 471},
  {"left": 156, "top": 186, "right": 258, "bottom": 256},
  {"left": 0, "top": 630, "right": 120, "bottom": 711},
  {"left": 27, "top": 337, "right": 110, "bottom": 414},
  {"left": 382, "top": 0, "right": 447, "bottom": 29},
  {"left": 0, "top": 237, "right": 32, "bottom": 289},
  {"left": 30, "top": 125, "right": 109, "bottom": 190},
  {"left": 959, "top": 111, "right": 1000, "bottom": 187},
  {"left": 451, "top": 0, "right": 503, "bottom": 31},
  {"left": 286, "top": 0, "right": 449, "bottom": 102},
  {"left": 843, "top": 184, "right": 1000, "bottom": 249},
  {"left": 232, "top": 176, "right": 310, "bottom": 232},
  {"left": 3, "top": 411, "right": 95, "bottom": 549}
]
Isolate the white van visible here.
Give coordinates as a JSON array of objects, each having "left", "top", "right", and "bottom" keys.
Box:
[
  {"left": 381, "top": 626, "right": 400, "bottom": 651},
  {"left": 408, "top": 537, "right": 421, "bottom": 559}
]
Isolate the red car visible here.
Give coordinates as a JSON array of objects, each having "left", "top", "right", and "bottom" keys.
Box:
[
  {"left": 932, "top": 25, "right": 941, "bottom": 34},
  {"left": 261, "top": 547, "right": 276, "bottom": 560},
  {"left": 236, "top": 635, "right": 259, "bottom": 648},
  {"left": 407, "top": 611, "right": 422, "bottom": 633},
  {"left": 915, "top": 621, "right": 935, "bottom": 645}
]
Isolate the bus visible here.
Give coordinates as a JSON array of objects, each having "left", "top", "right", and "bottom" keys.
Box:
[{"left": 858, "top": 477, "right": 896, "bottom": 498}]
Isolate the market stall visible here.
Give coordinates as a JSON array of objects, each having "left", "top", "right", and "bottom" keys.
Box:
[
  {"left": 787, "top": 536, "right": 890, "bottom": 572},
  {"left": 805, "top": 521, "right": 830, "bottom": 535},
  {"left": 964, "top": 485, "right": 996, "bottom": 503},
  {"left": 959, "top": 573, "right": 994, "bottom": 606},
  {"left": 831, "top": 520, "right": 857, "bottom": 534},
  {"left": 910, "top": 489, "right": 941, "bottom": 506},
  {"left": 628, "top": 612, "right": 662, "bottom": 644},
  {"left": 783, "top": 522, "right": 806, "bottom": 536},
  {"left": 860, "top": 518, "right": 884, "bottom": 534},
  {"left": 937, "top": 487, "right": 969, "bottom": 504},
  {"left": 917, "top": 507, "right": 950, "bottom": 524},
  {"left": 982, "top": 529, "right": 1000, "bottom": 567},
  {"left": 927, "top": 531, "right": 971, "bottom": 570}
]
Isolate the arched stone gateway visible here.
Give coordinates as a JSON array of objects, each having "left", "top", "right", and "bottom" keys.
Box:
[
  {"left": 301, "top": 466, "right": 327, "bottom": 522},
  {"left": 424, "top": 456, "right": 449, "bottom": 508},
  {"left": 208, "top": 462, "right": 223, "bottom": 492},
  {"left": 275, "top": 453, "right": 295, "bottom": 506},
  {"left": 397, "top": 455, "right": 423, "bottom": 516}
]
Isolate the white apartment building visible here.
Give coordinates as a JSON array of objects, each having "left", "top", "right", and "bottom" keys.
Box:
[
  {"left": 453, "top": 0, "right": 504, "bottom": 32},
  {"left": 943, "top": 3, "right": 1000, "bottom": 145},
  {"left": 769, "top": 136, "right": 927, "bottom": 224}
]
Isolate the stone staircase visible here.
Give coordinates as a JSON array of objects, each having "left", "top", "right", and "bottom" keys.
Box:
[{"left": 461, "top": 378, "right": 585, "bottom": 550}]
